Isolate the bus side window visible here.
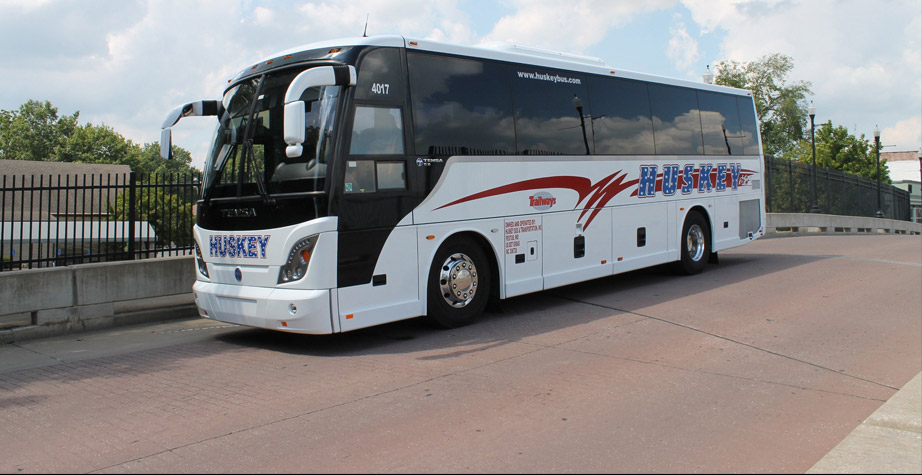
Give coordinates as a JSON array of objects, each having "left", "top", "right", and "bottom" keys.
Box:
[
  {"left": 344, "top": 160, "right": 376, "bottom": 193},
  {"left": 376, "top": 161, "right": 406, "bottom": 190},
  {"left": 350, "top": 106, "right": 405, "bottom": 155}
]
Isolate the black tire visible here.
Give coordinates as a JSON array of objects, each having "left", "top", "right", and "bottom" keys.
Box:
[
  {"left": 426, "top": 237, "right": 491, "bottom": 329},
  {"left": 675, "top": 211, "right": 710, "bottom": 275}
]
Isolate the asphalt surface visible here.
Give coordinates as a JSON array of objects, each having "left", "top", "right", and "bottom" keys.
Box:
[{"left": 0, "top": 234, "right": 920, "bottom": 473}]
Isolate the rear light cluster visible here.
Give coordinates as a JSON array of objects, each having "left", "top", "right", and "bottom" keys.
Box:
[
  {"left": 194, "top": 242, "right": 209, "bottom": 278},
  {"left": 278, "top": 235, "right": 317, "bottom": 284}
]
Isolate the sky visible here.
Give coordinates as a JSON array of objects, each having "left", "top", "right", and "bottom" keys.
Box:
[{"left": 1, "top": 0, "right": 920, "bottom": 174}]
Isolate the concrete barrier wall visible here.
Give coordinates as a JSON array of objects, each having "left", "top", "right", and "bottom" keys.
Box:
[
  {"left": 766, "top": 213, "right": 922, "bottom": 237},
  {"left": 0, "top": 256, "right": 197, "bottom": 343}
]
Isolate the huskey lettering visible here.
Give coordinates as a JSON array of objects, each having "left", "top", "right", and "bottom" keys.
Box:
[
  {"left": 209, "top": 234, "right": 270, "bottom": 259},
  {"left": 639, "top": 162, "right": 750, "bottom": 198}
]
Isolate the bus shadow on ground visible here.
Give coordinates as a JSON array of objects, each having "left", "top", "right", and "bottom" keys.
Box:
[{"left": 215, "top": 250, "right": 832, "bottom": 357}]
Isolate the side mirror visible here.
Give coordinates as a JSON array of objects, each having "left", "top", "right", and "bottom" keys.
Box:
[
  {"left": 283, "top": 65, "right": 356, "bottom": 158},
  {"left": 160, "top": 128, "right": 173, "bottom": 160},
  {"left": 283, "top": 101, "right": 306, "bottom": 157}
]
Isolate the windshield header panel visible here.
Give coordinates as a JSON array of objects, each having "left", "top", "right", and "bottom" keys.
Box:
[{"left": 231, "top": 47, "right": 362, "bottom": 84}]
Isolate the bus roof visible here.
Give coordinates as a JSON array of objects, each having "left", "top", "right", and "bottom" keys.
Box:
[{"left": 253, "top": 35, "right": 751, "bottom": 97}]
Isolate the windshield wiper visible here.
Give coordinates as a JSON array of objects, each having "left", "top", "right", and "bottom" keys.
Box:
[
  {"left": 234, "top": 75, "right": 275, "bottom": 206},
  {"left": 243, "top": 138, "right": 275, "bottom": 206}
]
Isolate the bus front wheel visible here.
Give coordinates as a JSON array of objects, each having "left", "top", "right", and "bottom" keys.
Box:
[
  {"left": 426, "top": 237, "right": 491, "bottom": 328},
  {"left": 675, "top": 211, "right": 710, "bottom": 275}
]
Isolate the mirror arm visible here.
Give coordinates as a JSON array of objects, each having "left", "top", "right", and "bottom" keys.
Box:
[{"left": 159, "top": 100, "right": 221, "bottom": 159}]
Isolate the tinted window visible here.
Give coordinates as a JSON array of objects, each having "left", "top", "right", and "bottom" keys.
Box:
[
  {"left": 649, "top": 84, "right": 703, "bottom": 155},
  {"left": 350, "top": 106, "right": 404, "bottom": 155},
  {"left": 698, "top": 91, "right": 743, "bottom": 155},
  {"left": 513, "top": 68, "right": 591, "bottom": 155},
  {"left": 376, "top": 161, "right": 406, "bottom": 190},
  {"left": 589, "top": 77, "right": 655, "bottom": 155},
  {"left": 355, "top": 48, "right": 404, "bottom": 103},
  {"left": 344, "top": 160, "right": 375, "bottom": 193},
  {"left": 408, "top": 52, "right": 515, "bottom": 156},
  {"left": 738, "top": 97, "right": 760, "bottom": 155}
]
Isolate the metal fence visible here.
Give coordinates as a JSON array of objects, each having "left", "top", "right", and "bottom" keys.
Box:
[
  {"left": 1, "top": 171, "right": 200, "bottom": 271},
  {"left": 765, "top": 156, "right": 911, "bottom": 220}
]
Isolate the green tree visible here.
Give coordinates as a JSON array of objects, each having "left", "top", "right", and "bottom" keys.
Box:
[
  {"left": 0, "top": 100, "right": 79, "bottom": 161},
  {"left": 137, "top": 142, "right": 197, "bottom": 175},
  {"left": 782, "top": 121, "right": 889, "bottom": 182},
  {"left": 109, "top": 187, "right": 195, "bottom": 247},
  {"left": 714, "top": 54, "right": 813, "bottom": 157},
  {"left": 54, "top": 122, "right": 142, "bottom": 169},
  {"left": 1, "top": 99, "right": 200, "bottom": 174}
]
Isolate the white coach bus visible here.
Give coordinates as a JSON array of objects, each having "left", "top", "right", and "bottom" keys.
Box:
[{"left": 161, "top": 35, "right": 765, "bottom": 333}]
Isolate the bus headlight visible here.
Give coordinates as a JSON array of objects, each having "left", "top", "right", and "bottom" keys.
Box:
[
  {"left": 278, "top": 235, "right": 317, "bottom": 284},
  {"left": 194, "top": 241, "right": 209, "bottom": 278}
]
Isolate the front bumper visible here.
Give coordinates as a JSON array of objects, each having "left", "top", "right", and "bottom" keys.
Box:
[{"left": 193, "top": 281, "right": 334, "bottom": 334}]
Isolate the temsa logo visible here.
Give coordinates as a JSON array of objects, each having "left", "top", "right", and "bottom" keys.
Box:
[{"left": 529, "top": 192, "right": 557, "bottom": 210}]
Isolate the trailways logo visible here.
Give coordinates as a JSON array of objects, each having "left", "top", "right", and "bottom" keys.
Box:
[{"left": 435, "top": 163, "right": 755, "bottom": 232}]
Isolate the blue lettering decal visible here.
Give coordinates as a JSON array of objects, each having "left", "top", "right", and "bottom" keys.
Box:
[
  {"left": 716, "top": 164, "right": 727, "bottom": 191},
  {"left": 227, "top": 236, "right": 237, "bottom": 258},
  {"left": 638, "top": 165, "right": 657, "bottom": 197},
  {"left": 236, "top": 236, "right": 247, "bottom": 258},
  {"left": 258, "top": 236, "right": 270, "bottom": 259},
  {"left": 662, "top": 165, "right": 679, "bottom": 196},
  {"left": 730, "top": 163, "right": 741, "bottom": 190},
  {"left": 209, "top": 235, "right": 219, "bottom": 257},
  {"left": 698, "top": 164, "right": 713, "bottom": 193},
  {"left": 246, "top": 236, "right": 257, "bottom": 258},
  {"left": 681, "top": 164, "right": 696, "bottom": 194},
  {"left": 219, "top": 236, "right": 227, "bottom": 257}
]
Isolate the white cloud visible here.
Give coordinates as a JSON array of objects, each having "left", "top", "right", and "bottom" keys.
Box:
[
  {"left": 667, "top": 16, "right": 699, "bottom": 70},
  {"left": 483, "top": 0, "right": 675, "bottom": 54},
  {"left": 682, "top": 0, "right": 921, "bottom": 150},
  {"left": 883, "top": 117, "right": 922, "bottom": 153}
]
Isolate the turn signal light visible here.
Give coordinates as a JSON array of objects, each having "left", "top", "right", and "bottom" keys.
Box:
[{"left": 278, "top": 235, "right": 318, "bottom": 284}]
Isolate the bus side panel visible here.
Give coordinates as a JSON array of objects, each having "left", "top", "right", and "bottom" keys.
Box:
[
  {"left": 713, "top": 194, "right": 740, "bottom": 250},
  {"left": 611, "top": 201, "right": 670, "bottom": 275},
  {"left": 543, "top": 208, "right": 613, "bottom": 290},
  {"left": 337, "top": 226, "right": 422, "bottom": 331},
  {"left": 504, "top": 215, "right": 543, "bottom": 298}
]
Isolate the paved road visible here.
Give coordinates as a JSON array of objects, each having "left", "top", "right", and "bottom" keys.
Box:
[{"left": 1, "top": 235, "right": 920, "bottom": 473}]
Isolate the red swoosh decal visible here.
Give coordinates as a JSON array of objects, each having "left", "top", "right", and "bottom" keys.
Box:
[{"left": 434, "top": 172, "right": 635, "bottom": 231}]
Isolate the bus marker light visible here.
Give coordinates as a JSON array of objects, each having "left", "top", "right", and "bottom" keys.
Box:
[
  {"left": 601, "top": 260, "right": 607, "bottom": 264},
  {"left": 617, "top": 257, "right": 623, "bottom": 261},
  {"left": 281, "top": 321, "right": 288, "bottom": 327},
  {"left": 346, "top": 314, "right": 354, "bottom": 319},
  {"left": 409, "top": 41, "right": 418, "bottom": 46},
  {"left": 426, "top": 235, "right": 435, "bottom": 240}
]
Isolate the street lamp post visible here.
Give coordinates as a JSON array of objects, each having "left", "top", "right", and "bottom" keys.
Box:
[
  {"left": 572, "top": 95, "right": 590, "bottom": 155},
  {"left": 874, "top": 126, "right": 884, "bottom": 218},
  {"left": 809, "top": 103, "right": 820, "bottom": 213}
]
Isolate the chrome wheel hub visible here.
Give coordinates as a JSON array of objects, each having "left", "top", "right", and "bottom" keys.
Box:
[
  {"left": 686, "top": 224, "right": 706, "bottom": 262},
  {"left": 439, "top": 253, "right": 478, "bottom": 308}
]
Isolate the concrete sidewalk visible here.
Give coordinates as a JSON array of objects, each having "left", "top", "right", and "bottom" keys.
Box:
[{"left": 807, "top": 372, "right": 922, "bottom": 474}]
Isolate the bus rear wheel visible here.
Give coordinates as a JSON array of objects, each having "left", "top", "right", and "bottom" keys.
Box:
[
  {"left": 426, "top": 237, "right": 491, "bottom": 328},
  {"left": 675, "top": 211, "right": 710, "bottom": 275}
]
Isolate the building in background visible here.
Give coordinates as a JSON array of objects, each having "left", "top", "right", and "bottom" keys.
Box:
[{"left": 884, "top": 151, "right": 922, "bottom": 223}]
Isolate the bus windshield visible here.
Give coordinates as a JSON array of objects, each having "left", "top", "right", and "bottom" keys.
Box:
[{"left": 203, "top": 67, "right": 342, "bottom": 201}]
